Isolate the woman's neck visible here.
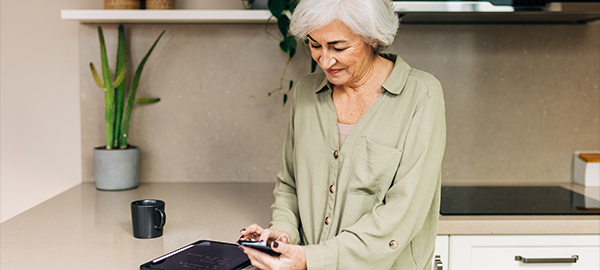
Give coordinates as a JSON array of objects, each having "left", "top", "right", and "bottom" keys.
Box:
[{"left": 337, "top": 54, "right": 393, "bottom": 96}]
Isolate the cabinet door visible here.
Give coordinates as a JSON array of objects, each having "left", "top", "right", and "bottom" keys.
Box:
[
  {"left": 449, "top": 235, "right": 600, "bottom": 270},
  {"left": 432, "top": 235, "right": 449, "bottom": 270}
]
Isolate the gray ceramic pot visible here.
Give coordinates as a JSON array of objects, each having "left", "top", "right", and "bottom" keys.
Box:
[{"left": 94, "top": 146, "right": 140, "bottom": 191}]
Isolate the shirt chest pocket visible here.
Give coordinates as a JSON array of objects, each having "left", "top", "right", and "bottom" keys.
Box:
[{"left": 347, "top": 136, "right": 403, "bottom": 200}]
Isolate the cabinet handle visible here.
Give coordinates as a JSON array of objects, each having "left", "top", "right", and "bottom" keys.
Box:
[
  {"left": 435, "top": 255, "right": 443, "bottom": 270},
  {"left": 515, "top": 255, "right": 579, "bottom": 264}
]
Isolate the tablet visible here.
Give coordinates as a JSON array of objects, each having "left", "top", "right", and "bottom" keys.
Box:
[{"left": 140, "top": 240, "right": 251, "bottom": 270}]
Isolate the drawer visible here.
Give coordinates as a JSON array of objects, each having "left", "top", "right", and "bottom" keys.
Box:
[
  {"left": 472, "top": 246, "right": 597, "bottom": 269},
  {"left": 450, "top": 235, "right": 600, "bottom": 270},
  {"left": 433, "top": 235, "right": 449, "bottom": 270}
]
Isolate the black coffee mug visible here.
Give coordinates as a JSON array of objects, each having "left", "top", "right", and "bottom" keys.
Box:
[{"left": 131, "top": 199, "right": 166, "bottom": 239}]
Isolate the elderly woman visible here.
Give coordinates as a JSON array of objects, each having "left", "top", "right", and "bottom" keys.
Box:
[{"left": 239, "top": 0, "right": 446, "bottom": 269}]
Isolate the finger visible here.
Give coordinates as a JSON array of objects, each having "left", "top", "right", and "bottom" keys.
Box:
[
  {"left": 241, "top": 224, "right": 264, "bottom": 236},
  {"left": 270, "top": 241, "right": 288, "bottom": 255},
  {"left": 240, "top": 232, "right": 260, "bottom": 242},
  {"left": 277, "top": 235, "right": 290, "bottom": 244},
  {"left": 240, "top": 224, "right": 264, "bottom": 240},
  {"left": 239, "top": 246, "right": 267, "bottom": 270},
  {"left": 258, "top": 229, "right": 278, "bottom": 243},
  {"left": 240, "top": 245, "right": 277, "bottom": 270}
]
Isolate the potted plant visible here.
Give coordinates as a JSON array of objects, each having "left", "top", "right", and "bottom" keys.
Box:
[
  {"left": 246, "top": 0, "right": 317, "bottom": 105},
  {"left": 89, "top": 24, "right": 165, "bottom": 190}
]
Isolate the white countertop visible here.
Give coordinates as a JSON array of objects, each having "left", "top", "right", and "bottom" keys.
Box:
[{"left": 1, "top": 182, "right": 598, "bottom": 269}]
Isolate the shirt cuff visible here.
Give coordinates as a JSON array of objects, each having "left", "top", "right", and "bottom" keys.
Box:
[
  {"left": 269, "top": 222, "right": 301, "bottom": 245},
  {"left": 303, "top": 239, "right": 338, "bottom": 270}
]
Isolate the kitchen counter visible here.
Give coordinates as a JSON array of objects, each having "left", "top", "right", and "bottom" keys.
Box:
[{"left": 1, "top": 182, "right": 599, "bottom": 269}]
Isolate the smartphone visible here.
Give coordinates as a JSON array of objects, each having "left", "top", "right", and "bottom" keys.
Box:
[{"left": 238, "top": 240, "right": 281, "bottom": 256}]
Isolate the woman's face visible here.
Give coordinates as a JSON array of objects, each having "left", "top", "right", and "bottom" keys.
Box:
[{"left": 307, "top": 20, "right": 374, "bottom": 87}]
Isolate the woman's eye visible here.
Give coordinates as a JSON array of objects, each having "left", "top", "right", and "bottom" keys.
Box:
[
  {"left": 310, "top": 44, "right": 322, "bottom": 49},
  {"left": 333, "top": 47, "right": 347, "bottom": 52}
]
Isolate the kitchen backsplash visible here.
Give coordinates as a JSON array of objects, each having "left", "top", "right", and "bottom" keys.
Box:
[{"left": 80, "top": 23, "right": 599, "bottom": 184}]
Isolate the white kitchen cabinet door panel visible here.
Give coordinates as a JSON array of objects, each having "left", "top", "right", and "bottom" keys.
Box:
[
  {"left": 433, "top": 235, "right": 449, "bottom": 270},
  {"left": 450, "top": 235, "right": 600, "bottom": 270}
]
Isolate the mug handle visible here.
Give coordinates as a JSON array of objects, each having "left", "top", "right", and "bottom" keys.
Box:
[{"left": 155, "top": 208, "right": 166, "bottom": 229}]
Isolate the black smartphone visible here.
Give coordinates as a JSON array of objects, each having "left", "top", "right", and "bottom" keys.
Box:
[{"left": 238, "top": 240, "right": 281, "bottom": 256}]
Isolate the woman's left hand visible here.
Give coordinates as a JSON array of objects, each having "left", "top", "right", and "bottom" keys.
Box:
[{"left": 239, "top": 240, "right": 307, "bottom": 270}]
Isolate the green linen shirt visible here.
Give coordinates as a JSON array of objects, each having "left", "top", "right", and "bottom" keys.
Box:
[{"left": 269, "top": 54, "right": 446, "bottom": 270}]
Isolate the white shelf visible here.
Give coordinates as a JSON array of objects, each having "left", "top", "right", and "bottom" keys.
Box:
[
  {"left": 61, "top": 9, "right": 275, "bottom": 24},
  {"left": 62, "top": 4, "right": 600, "bottom": 24},
  {"left": 60, "top": 3, "right": 514, "bottom": 24}
]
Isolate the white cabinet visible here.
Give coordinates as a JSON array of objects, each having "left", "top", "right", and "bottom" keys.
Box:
[
  {"left": 433, "top": 235, "right": 449, "bottom": 270},
  {"left": 449, "top": 235, "right": 600, "bottom": 270}
]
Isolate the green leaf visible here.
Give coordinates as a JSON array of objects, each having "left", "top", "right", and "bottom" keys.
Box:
[
  {"left": 287, "top": 35, "right": 297, "bottom": 49},
  {"left": 289, "top": 47, "right": 296, "bottom": 59},
  {"left": 279, "top": 40, "right": 289, "bottom": 53},
  {"left": 97, "top": 26, "right": 115, "bottom": 149},
  {"left": 113, "top": 24, "right": 128, "bottom": 148},
  {"left": 268, "top": 0, "right": 286, "bottom": 17},
  {"left": 113, "top": 64, "right": 127, "bottom": 88},
  {"left": 277, "top": 14, "right": 290, "bottom": 37},
  {"left": 97, "top": 26, "right": 113, "bottom": 91},
  {"left": 120, "top": 30, "right": 165, "bottom": 149},
  {"left": 311, "top": 58, "right": 318, "bottom": 73},
  {"left": 288, "top": 0, "right": 299, "bottom": 12},
  {"left": 283, "top": 93, "right": 288, "bottom": 106},
  {"left": 279, "top": 35, "right": 297, "bottom": 54},
  {"left": 288, "top": 80, "right": 293, "bottom": 91},
  {"left": 135, "top": 97, "right": 161, "bottom": 104},
  {"left": 89, "top": 63, "right": 105, "bottom": 89}
]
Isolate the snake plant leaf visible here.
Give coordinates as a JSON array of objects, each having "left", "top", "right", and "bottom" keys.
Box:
[
  {"left": 268, "top": 0, "right": 286, "bottom": 17},
  {"left": 119, "top": 30, "right": 166, "bottom": 149},
  {"left": 113, "top": 65, "right": 127, "bottom": 88},
  {"left": 89, "top": 63, "right": 105, "bottom": 89},
  {"left": 277, "top": 14, "right": 290, "bottom": 37},
  {"left": 113, "top": 24, "right": 128, "bottom": 148},
  {"left": 134, "top": 97, "right": 161, "bottom": 104},
  {"left": 97, "top": 26, "right": 115, "bottom": 149}
]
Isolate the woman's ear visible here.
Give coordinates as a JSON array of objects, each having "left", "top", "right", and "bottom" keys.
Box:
[{"left": 370, "top": 40, "right": 379, "bottom": 51}]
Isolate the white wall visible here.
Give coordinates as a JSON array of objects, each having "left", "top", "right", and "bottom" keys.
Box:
[{"left": 0, "top": 0, "right": 100, "bottom": 223}]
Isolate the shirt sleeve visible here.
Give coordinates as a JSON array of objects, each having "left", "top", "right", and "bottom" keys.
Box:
[
  {"left": 303, "top": 92, "right": 446, "bottom": 269},
  {"left": 269, "top": 80, "right": 302, "bottom": 245}
]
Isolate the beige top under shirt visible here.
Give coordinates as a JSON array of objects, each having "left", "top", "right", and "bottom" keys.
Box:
[{"left": 337, "top": 123, "right": 355, "bottom": 147}]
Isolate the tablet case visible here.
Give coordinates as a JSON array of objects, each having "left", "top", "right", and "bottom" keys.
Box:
[{"left": 140, "top": 240, "right": 251, "bottom": 270}]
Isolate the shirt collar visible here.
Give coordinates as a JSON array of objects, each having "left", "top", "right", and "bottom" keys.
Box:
[{"left": 315, "top": 53, "right": 412, "bottom": 95}]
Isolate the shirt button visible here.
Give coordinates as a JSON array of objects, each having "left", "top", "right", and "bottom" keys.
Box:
[
  {"left": 389, "top": 240, "right": 398, "bottom": 249},
  {"left": 333, "top": 150, "right": 339, "bottom": 159},
  {"left": 329, "top": 185, "right": 335, "bottom": 194},
  {"left": 325, "top": 216, "right": 331, "bottom": 225}
]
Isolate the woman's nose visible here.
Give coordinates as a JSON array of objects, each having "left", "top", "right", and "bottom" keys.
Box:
[{"left": 319, "top": 51, "right": 335, "bottom": 69}]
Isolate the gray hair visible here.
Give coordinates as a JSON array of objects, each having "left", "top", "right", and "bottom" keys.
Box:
[{"left": 289, "top": 0, "right": 399, "bottom": 53}]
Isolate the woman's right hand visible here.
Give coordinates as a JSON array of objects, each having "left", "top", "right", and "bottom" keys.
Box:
[{"left": 239, "top": 224, "right": 291, "bottom": 244}]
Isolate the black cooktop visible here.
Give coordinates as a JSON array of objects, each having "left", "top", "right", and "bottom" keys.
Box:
[{"left": 440, "top": 186, "right": 600, "bottom": 215}]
